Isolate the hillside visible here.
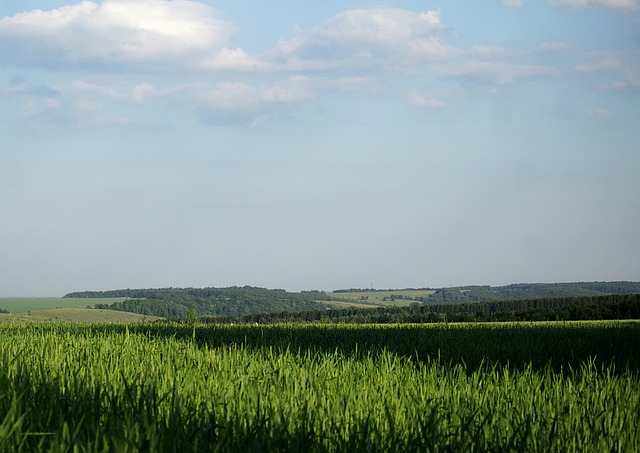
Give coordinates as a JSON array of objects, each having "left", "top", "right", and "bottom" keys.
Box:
[
  {"left": 329, "top": 282, "right": 640, "bottom": 305},
  {"left": 205, "top": 293, "right": 640, "bottom": 324},
  {"left": 61, "top": 281, "right": 640, "bottom": 319},
  {"left": 422, "top": 281, "right": 640, "bottom": 303},
  {"left": 65, "top": 286, "right": 329, "bottom": 318},
  {"left": 0, "top": 308, "right": 161, "bottom": 323},
  {"left": 0, "top": 298, "right": 127, "bottom": 314}
]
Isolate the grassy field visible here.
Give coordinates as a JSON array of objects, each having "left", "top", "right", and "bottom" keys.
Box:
[
  {"left": 0, "top": 298, "right": 159, "bottom": 323},
  {"left": 0, "top": 308, "right": 162, "bottom": 323},
  {"left": 0, "top": 320, "right": 638, "bottom": 451},
  {"left": 327, "top": 289, "right": 435, "bottom": 306},
  {"left": 322, "top": 300, "right": 383, "bottom": 309},
  {"left": 0, "top": 297, "right": 126, "bottom": 313}
]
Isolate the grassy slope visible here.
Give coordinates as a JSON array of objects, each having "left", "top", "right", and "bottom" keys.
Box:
[
  {"left": 323, "top": 300, "right": 384, "bottom": 309},
  {"left": 0, "top": 308, "right": 162, "bottom": 323},
  {"left": 0, "top": 298, "right": 161, "bottom": 323},
  {"left": 326, "top": 289, "right": 435, "bottom": 307},
  {"left": 0, "top": 297, "right": 127, "bottom": 313}
]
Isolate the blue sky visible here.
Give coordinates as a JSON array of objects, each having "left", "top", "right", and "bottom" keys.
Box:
[{"left": 1, "top": 0, "right": 639, "bottom": 296}]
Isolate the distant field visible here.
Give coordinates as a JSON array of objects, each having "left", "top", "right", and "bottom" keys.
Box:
[
  {"left": 327, "top": 289, "right": 435, "bottom": 306},
  {"left": 0, "top": 308, "right": 162, "bottom": 324},
  {"left": 322, "top": 300, "right": 382, "bottom": 309},
  {"left": 0, "top": 297, "right": 126, "bottom": 313}
]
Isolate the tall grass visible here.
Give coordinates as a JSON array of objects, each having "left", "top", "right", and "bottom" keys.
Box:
[{"left": 0, "top": 321, "right": 638, "bottom": 451}]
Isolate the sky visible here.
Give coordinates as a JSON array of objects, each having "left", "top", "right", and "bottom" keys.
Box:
[{"left": 1, "top": 0, "right": 639, "bottom": 297}]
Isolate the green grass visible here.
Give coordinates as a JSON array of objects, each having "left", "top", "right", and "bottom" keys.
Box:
[
  {"left": 327, "top": 289, "right": 435, "bottom": 306},
  {"left": 0, "top": 297, "right": 126, "bottom": 313},
  {"left": 0, "top": 321, "right": 638, "bottom": 451},
  {"left": 322, "top": 300, "right": 382, "bottom": 309},
  {"left": 0, "top": 308, "right": 162, "bottom": 323}
]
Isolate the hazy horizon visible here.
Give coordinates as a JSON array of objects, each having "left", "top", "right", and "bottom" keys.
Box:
[
  {"left": 2, "top": 1, "right": 639, "bottom": 297},
  {"left": 3, "top": 279, "right": 640, "bottom": 300}
]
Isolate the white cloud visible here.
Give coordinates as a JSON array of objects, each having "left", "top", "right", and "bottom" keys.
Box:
[
  {"left": 0, "top": 0, "right": 237, "bottom": 68},
  {"left": 308, "top": 8, "right": 442, "bottom": 47},
  {"left": 549, "top": 0, "right": 637, "bottom": 8},
  {"left": 273, "top": 8, "right": 449, "bottom": 68},
  {"left": 0, "top": 4, "right": 616, "bottom": 128},
  {"left": 609, "top": 74, "right": 640, "bottom": 92},
  {"left": 22, "top": 97, "right": 62, "bottom": 117},
  {"left": 199, "top": 47, "right": 269, "bottom": 71},
  {"left": 469, "top": 45, "right": 522, "bottom": 58},
  {"left": 270, "top": 7, "right": 557, "bottom": 87},
  {"left": 198, "top": 78, "right": 315, "bottom": 126},
  {"left": 131, "top": 83, "right": 155, "bottom": 104},
  {"left": 1, "top": 83, "right": 60, "bottom": 97},
  {"left": 261, "top": 83, "right": 313, "bottom": 104},
  {"left": 203, "top": 82, "right": 255, "bottom": 111},
  {"left": 407, "top": 92, "right": 447, "bottom": 109},
  {"left": 538, "top": 41, "right": 569, "bottom": 53},
  {"left": 0, "top": 4, "right": 570, "bottom": 90},
  {"left": 409, "top": 38, "right": 458, "bottom": 58},
  {"left": 73, "top": 99, "right": 103, "bottom": 112},
  {"left": 66, "top": 80, "right": 120, "bottom": 99},
  {"left": 575, "top": 52, "right": 626, "bottom": 73},
  {"left": 321, "top": 76, "right": 382, "bottom": 93},
  {"left": 587, "top": 107, "right": 613, "bottom": 120},
  {"left": 432, "top": 60, "right": 556, "bottom": 85},
  {"left": 501, "top": 0, "right": 523, "bottom": 7},
  {"left": 574, "top": 51, "right": 639, "bottom": 91}
]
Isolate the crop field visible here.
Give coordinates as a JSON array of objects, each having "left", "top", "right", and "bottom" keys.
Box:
[
  {"left": 0, "top": 297, "right": 127, "bottom": 313},
  {"left": 0, "top": 321, "right": 639, "bottom": 452}
]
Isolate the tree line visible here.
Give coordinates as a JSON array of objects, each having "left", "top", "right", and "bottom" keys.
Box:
[
  {"left": 79, "top": 286, "right": 330, "bottom": 318},
  {"left": 419, "top": 282, "right": 640, "bottom": 303},
  {"left": 63, "top": 282, "right": 640, "bottom": 320},
  {"left": 201, "top": 293, "right": 640, "bottom": 324},
  {"left": 328, "top": 282, "right": 640, "bottom": 304}
]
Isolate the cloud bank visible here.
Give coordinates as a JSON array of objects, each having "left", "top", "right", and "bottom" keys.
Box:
[
  {"left": 1, "top": 1, "right": 636, "bottom": 126},
  {"left": 272, "top": 8, "right": 452, "bottom": 70},
  {"left": 0, "top": 0, "right": 251, "bottom": 69}
]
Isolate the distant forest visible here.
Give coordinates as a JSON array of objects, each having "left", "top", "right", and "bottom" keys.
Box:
[
  {"left": 65, "top": 286, "right": 330, "bottom": 318},
  {"left": 333, "top": 282, "right": 640, "bottom": 304},
  {"left": 422, "top": 281, "right": 640, "bottom": 303},
  {"left": 204, "top": 294, "right": 640, "bottom": 325},
  {"left": 63, "top": 281, "right": 640, "bottom": 320}
]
